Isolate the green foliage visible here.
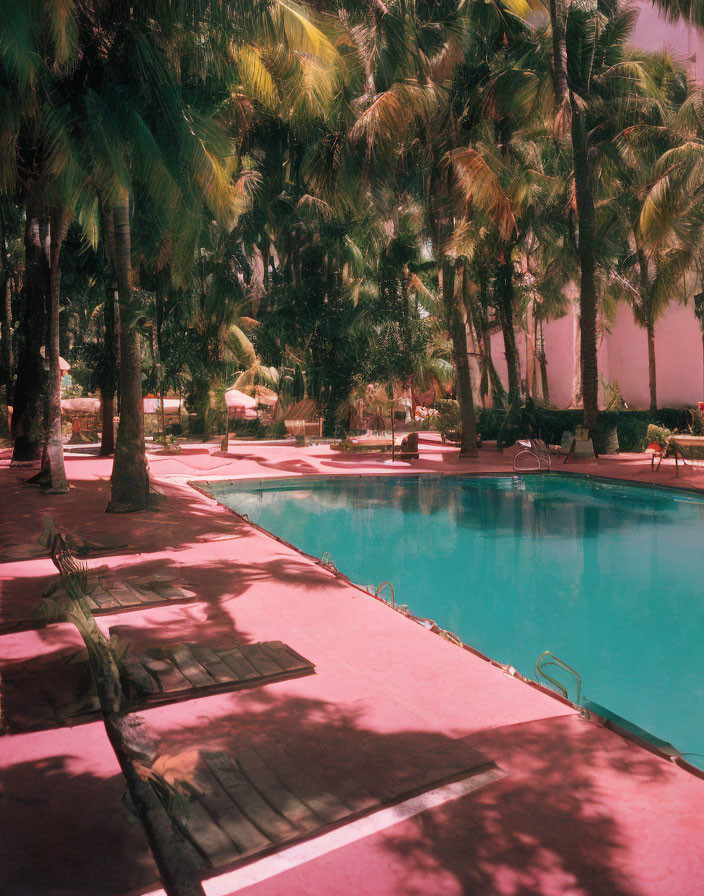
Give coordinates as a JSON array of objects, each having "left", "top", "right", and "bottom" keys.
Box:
[
  {"left": 230, "top": 417, "right": 264, "bottom": 438},
  {"left": 601, "top": 377, "right": 628, "bottom": 412},
  {"left": 646, "top": 424, "right": 672, "bottom": 448},
  {"left": 476, "top": 406, "right": 692, "bottom": 453},
  {"left": 433, "top": 399, "right": 462, "bottom": 440},
  {"left": 6, "top": 0, "right": 704, "bottom": 469},
  {"left": 361, "top": 317, "right": 429, "bottom": 386},
  {"left": 267, "top": 418, "right": 289, "bottom": 439}
]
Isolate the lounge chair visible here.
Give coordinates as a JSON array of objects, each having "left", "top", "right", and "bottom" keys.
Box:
[
  {"left": 550, "top": 431, "right": 576, "bottom": 464},
  {"left": 283, "top": 399, "right": 323, "bottom": 437},
  {"left": 331, "top": 436, "right": 393, "bottom": 453},
  {"left": 513, "top": 438, "right": 551, "bottom": 471},
  {"left": 331, "top": 431, "right": 419, "bottom": 459}
]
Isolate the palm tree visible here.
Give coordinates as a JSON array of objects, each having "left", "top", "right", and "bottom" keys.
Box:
[
  {"left": 0, "top": 0, "right": 77, "bottom": 486},
  {"left": 43, "top": 208, "right": 72, "bottom": 491},
  {"left": 604, "top": 56, "right": 704, "bottom": 410},
  {"left": 344, "top": 0, "right": 529, "bottom": 455}
]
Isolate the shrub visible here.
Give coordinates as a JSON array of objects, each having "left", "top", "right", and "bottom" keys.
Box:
[
  {"left": 230, "top": 418, "right": 263, "bottom": 438},
  {"left": 475, "top": 405, "right": 693, "bottom": 453},
  {"left": 645, "top": 424, "right": 671, "bottom": 448},
  {"left": 267, "top": 419, "right": 288, "bottom": 439},
  {"left": 433, "top": 399, "right": 461, "bottom": 441}
]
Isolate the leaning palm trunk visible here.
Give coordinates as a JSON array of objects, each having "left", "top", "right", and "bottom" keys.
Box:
[
  {"left": 42, "top": 208, "right": 71, "bottom": 492},
  {"left": 57, "top": 572, "right": 205, "bottom": 896},
  {"left": 444, "top": 261, "right": 478, "bottom": 458},
  {"left": 570, "top": 103, "right": 599, "bottom": 430},
  {"left": 109, "top": 194, "right": 149, "bottom": 511},
  {"left": 12, "top": 197, "right": 49, "bottom": 463}
]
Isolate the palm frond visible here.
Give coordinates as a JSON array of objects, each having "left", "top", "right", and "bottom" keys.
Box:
[{"left": 444, "top": 147, "right": 517, "bottom": 241}]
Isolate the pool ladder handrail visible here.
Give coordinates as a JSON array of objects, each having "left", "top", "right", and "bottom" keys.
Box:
[
  {"left": 321, "top": 551, "right": 338, "bottom": 572},
  {"left": 535, "top": 650, "right": 582, "bottom": 703},
  {"left": 375, "top": 581, "right": 395, "bottom": 606},
  {"left": 513, "top": 439, "right": 551, "bottom": 473}
]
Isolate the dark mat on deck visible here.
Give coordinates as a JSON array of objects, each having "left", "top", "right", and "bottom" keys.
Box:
[
  {"left": 150, "top": 741, "right": 500, "bottom": 872},
  {"left": 0, "top": 574, "right": 197, "bottom": 635},
  {"left": 0, "top": 641, "right": 315, "bottom": 733}
]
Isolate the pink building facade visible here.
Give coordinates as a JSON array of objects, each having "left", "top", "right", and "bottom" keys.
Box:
[
  {"left": 490, "top": 299, "right": 704, "bottom": 410},
  {"left": 488, "top": 3, "right": 704, "bottom": 410}
]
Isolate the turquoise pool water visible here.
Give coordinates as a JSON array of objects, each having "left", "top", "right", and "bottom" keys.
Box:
[{"left": 209, "top": 474, "right": 704, "bottom": 760}]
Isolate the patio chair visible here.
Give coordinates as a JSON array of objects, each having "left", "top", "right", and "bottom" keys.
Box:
[
  {"left": 513, "top": 438, "right": 551, "bottom": 471},
  {"left": 550, "top": 431, "right": 576, "bottom": 464},
  {"left": 650, "top": 433, "right": 687, "bottom": 476},
  {"left": 398, "top": 431, "right": 419, "bottom": 460}
]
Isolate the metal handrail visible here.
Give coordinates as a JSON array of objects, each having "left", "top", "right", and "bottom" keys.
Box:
[
  {"left": 321, "top": 551, "right": 337, "bottom": 572},
  {"left": 375, "top": 581, "right": 395, "bottom": 606},
  {"left": 513, "top": 440, "right": 551, "bottom": 473},
  {"left": 513, "top": 449, "right": 542, "bottom": 472},
  {"left": 535, "top": 650, "right": 582, "bottom": 703}
]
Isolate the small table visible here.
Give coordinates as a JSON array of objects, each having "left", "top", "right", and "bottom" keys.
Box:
[
  {"left": 652, "top": 434, "right": 704, "bottom": 475},
  {"left": 670, "top": 435, "right": 704, "bottom": 471},
  {"left": 670, "top": 434, "right": 704, "bottom": 452}
]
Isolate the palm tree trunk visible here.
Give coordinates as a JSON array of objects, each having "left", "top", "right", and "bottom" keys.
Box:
[
  {"left": 539, "top": 322, "right": 550, "bottom": 404},
  {"left": 63, "top": 592, "right": 205, "bottom": 896},
  {"left": 570, "top": 102, "right": 599, "bottom": 430},
  {"left": 530, "top": 310, "right": 538, "bottom": 397},
  {"left": 549, "top": 0, "right": 571, "bottom": 128},
  {"left": 43, "top": 208, "right": 71, "bottom": 492},
  {"left": 100, "top": 284, "right": 118, "bottom": 457},
  {"left": 647, "top": 322, "right": 657, "bottom": 412},
  {"left": 100, "top": 288, "right": 118, "bottom": 456},
  {"left": 444, "top": 260, "right": 478, "bottom": 458},
  {"left": 548, "top": 0, "right": 597, "bottom": 427},
  {"left": 636, "top": 249, "right": 657, "bottom": 412},
  {"left": 0, "top": 214, "right": 12, "bottom": 439},
  {"left": 571, "top": 303, "right": 582, "bottom": 406},
  {"left": 100, "top": 209, "right": 117, "bottom": 456},
  {"left": 496, "top": 254, "right": 521, "bottom": 405},
  {"left": 109, "top": 193, "right": 149, "bottom": 511},
  {"left": 12, "top": 196, "right": 48, "bottom": 464}
]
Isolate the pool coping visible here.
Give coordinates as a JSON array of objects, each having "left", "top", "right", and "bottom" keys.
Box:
[{"left": 189, "top": 470, "right": 704, "bottom": 780}]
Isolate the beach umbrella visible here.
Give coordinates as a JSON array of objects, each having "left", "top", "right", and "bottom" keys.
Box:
[
  {"left": 41, "top": 347, "right": 71, "bottom": 372},
  {"left": 225, "top": 388, "right": 257, "bottom": 410},
  {"left": 61, "top": 397, "right": 100, "bottom": 412}
]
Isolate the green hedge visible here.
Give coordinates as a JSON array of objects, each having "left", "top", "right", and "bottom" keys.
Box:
[{"left": 476, "top": 405, "right": 693, "bottom": 453}]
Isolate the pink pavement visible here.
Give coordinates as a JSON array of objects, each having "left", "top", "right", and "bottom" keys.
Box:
[{"left": 1, "top": 436, "right": 703, "bottom": 896}]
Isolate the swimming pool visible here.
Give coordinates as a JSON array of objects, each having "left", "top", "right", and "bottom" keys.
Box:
[{"left": 206, "top": 474, "right": 704, "bottom": 762}]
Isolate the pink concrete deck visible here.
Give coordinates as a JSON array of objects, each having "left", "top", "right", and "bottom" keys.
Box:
[{"left": 1, "top": 437, "right": 703, "bottom": 896}]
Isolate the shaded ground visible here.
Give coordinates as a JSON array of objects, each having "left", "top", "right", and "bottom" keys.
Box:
[{"left": 1, "top": 437, "right": 703, "bottom": 896}]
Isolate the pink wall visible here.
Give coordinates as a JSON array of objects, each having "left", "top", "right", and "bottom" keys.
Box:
[
  {"left": 631, "top": 2, "right": 693, "bottom": 59},
  {"left": 487, "top": 298, "right": 704, "bottom": 410}
]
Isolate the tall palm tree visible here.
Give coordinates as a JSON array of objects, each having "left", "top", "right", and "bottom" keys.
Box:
[
  {"left": 605, "top": 56, "right": 704, "bottom": 409},
  {"left": 0, "top": 0, "right": 77, "bottom": 486}
]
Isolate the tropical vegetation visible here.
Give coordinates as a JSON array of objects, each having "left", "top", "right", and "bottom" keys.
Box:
[{"left": 2, "top": 0, "right": 704, "bottom": 508}]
